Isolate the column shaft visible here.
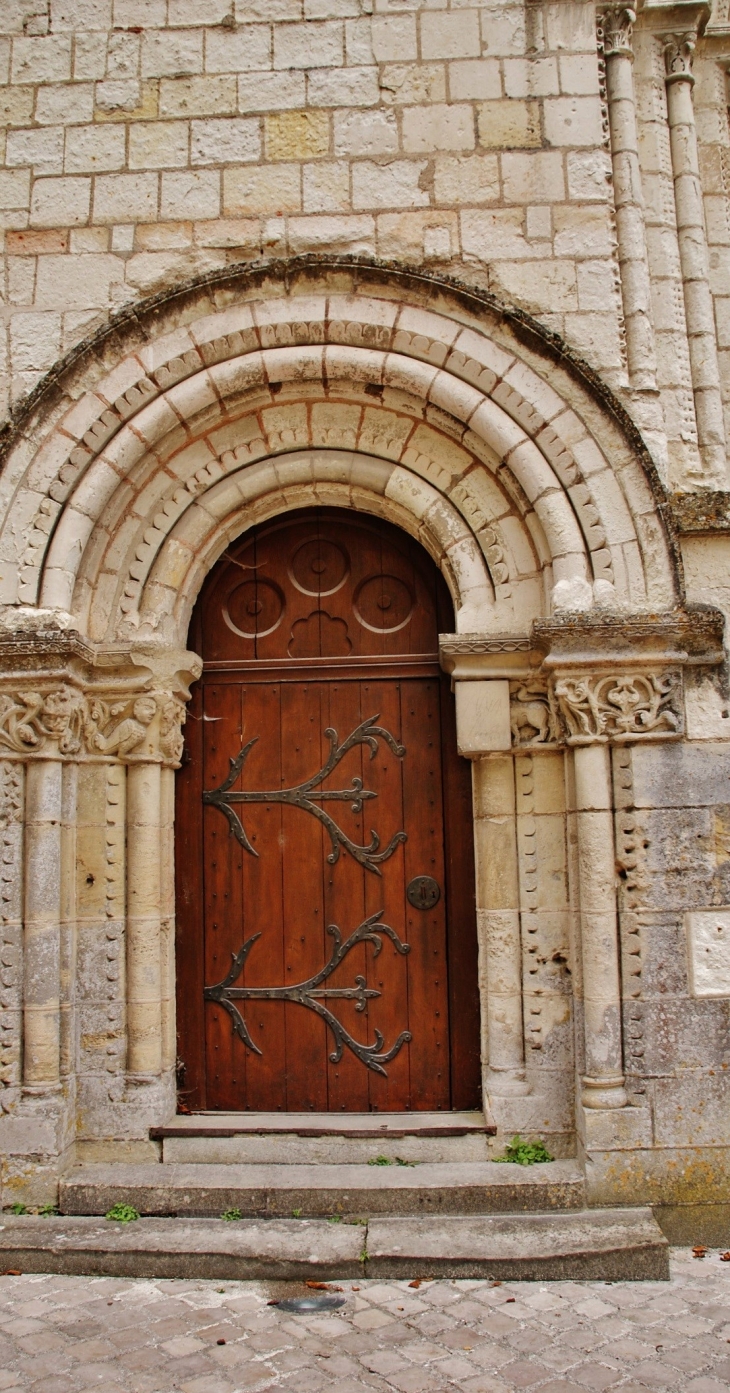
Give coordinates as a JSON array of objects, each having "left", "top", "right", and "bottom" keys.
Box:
[
  {"left": 663, "top": 37, "right": 727, "bottom": 481},
  {"left": 573, "top": 743, "right": 628, "bottom": 1109},
  {"left": 126, "top": 762, "right": 162, "bottom": 1078},
  {"left": 600, "top": 9, "right": 658, "bottom": 388},
  {"left": 23, "top": 759, "right": 63, "bottom": 1091},
  {"left": 474, "top": 756, "right": 530, "bottom": 1096},
  {"left": 160, "top": 765, "right": 176, "bottom": 1075}
]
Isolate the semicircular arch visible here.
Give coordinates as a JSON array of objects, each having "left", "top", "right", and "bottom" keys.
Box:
[{"left": 0, "top": 260, "right": 679, "bottom": 648}]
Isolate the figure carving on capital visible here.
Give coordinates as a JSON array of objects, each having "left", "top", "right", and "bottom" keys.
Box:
[
  {"left": 85, "top": 695, "right": 158, "bottom": 759},
  {"left": 0, "top": 684, "right": 187, "bottom": 764},
  {"left": 510, "top": 683, "right": 562, "bottom": 747}
]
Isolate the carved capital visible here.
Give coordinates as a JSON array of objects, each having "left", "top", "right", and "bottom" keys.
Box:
[
  {"left": 661, "top": 30, "right": 696, "bottom": 83},
  {"left": 553, "top": 670, "right": 683, "bottom": 744},
  {"left": 597, "top": 4, "right": 637, "bottom": 59},
  {"left": 0, "top": 684, "right": 187, "bottom": 765},
  {"left": 509, "top": 681, "right": 563, "bottom": 748}
]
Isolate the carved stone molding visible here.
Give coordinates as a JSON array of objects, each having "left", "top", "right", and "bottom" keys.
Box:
[
  {"left": 0, "top": 685, "right": 187, "bottom": 765},
  {"left": 596, "top": 4, "right": 638, "bottom": 59},
  {"left": 553, "top": 671, "right": 683, "bottom": 744},
  {"left": 440, "top": 634, "right": 532, "bottom": 657}
]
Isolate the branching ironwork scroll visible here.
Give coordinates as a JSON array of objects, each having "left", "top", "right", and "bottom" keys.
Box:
[
  {"left": 203, "top": 713, "right": 407, "bottom": 875},
  {"left": 204, "top": 911, "right": 412, "bottom": 1076}
]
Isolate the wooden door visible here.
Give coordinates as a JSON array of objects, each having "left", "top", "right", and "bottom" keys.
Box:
[{"left": 176, "top": 508, "right": 480, "bottom": 1112}]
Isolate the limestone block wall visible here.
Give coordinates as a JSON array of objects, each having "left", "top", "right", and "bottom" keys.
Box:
[{"left": 0, "top": 1, "right": 626, "bottom": 416}]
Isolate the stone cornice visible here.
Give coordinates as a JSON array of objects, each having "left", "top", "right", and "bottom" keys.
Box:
[
  {"left": 641, "top": 1, "right": 711, "bottom": 35},
  {"left": 533, "top": 607, "right": 725, "bottom": 668}
]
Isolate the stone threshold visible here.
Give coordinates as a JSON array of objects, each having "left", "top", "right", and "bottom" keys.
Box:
[
  {"left": 150, "top": 1110, "right": 494, "bottom": 1139},
  {"left": 0, "top": 1210, "right": 669, "bottom": 1282}
]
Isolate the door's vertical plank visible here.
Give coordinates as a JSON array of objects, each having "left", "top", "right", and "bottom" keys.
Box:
[
  {"left": 202, "top": 681, "right": 244, "bottom": 1111},
  {"left": 363, "top": 676, "right": 409, "bottom": 1111},
  {"left": 238, "top": 681, "right": 287, "bottom": 1111},
  {"left": 280, "top": 681, "right": 329, "bottom": 1110},
  {"left": 440, "top": 674, "right": 481, "bottom": 1109},
  {"left": 322, "top": 678, "right": 369, "bottom": 1113},
  {"left": 175, "top": 676, "right": 205, "bottom": 1110},
  {"left": 400, "top": 678, "right": 450, "bottom": 1110}
]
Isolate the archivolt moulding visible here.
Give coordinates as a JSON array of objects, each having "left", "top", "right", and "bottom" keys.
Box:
[{"left": 0, "top": 262, "right": 678, "bottom": 649}]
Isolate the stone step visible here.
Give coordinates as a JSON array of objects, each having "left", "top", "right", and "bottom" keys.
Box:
[
  {"left": 59, "top": 1159, "right": 585, "bottom": 1219},
  {"left": 151, "top": 1111, "right": 493, "bottom": 1165},
  {"left": 0, "top": 1208, "right": 669, "bottom": 1282}
]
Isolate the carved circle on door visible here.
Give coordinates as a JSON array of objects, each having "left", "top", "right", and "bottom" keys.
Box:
[
  {"left": 354, "top": 574, "right": 414, "bottom": 633},
  {"left": 290, "top": 538, "right": 349, "bottom": 596},
  {"left": 223, "top": 578, "right": 284, "bottom": 638}
]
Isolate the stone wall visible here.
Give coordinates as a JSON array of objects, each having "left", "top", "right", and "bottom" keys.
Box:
[{"left": 0, "top": 0, "right": 729, "bottom": 1222}]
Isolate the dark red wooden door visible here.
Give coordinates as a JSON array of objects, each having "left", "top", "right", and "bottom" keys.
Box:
[{"left": 176, "top": 509, "right": 480, "bottom": 1112}]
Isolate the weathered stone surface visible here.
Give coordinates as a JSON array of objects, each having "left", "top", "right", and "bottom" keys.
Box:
[
  {"left": 0, "top": 1207, "right": 668, "bottom": 1282},
  {"left": 367, "top": 1208, "right": 668, "bottom": 1281},
  {"left": 0, "top": 0, "right": 728, "bottom": 1228},
  {"left": 0, "top": 1215, "right": 365, "bottom": 1280},
  {"left": 60, "top": 1160, "right": 586, "bottom": 1217}
]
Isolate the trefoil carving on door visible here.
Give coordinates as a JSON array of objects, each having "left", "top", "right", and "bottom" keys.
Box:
[
  {"left": 204, "top": 911, "right": 412, "bottom": 1076},
  {"left": 203, "top": 713, "right": 407, "bottom": 875}
]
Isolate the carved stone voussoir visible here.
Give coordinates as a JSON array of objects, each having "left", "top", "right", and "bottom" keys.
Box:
[
  {"left": 0, "top": 684, "right": 187, "bottom": 765},
  {"left": 553, "top": 670, "right": 684, "bottom": 744}
]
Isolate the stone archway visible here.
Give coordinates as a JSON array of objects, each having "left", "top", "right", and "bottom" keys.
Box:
[{"left": 0, "top": 259, "right": 702, "bottom": 1202}]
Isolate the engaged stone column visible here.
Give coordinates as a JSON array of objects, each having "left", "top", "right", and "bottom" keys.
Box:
[
  {"left": 597, "top": 4, "right": 658, "bottom": 390},
  {"left": 453, "top": 677, "right": 530, "bottom": 1098},
  {"left": 661, "top": 28, "right": 727, "bottom": 481},
  {"left": 23, "top": 759, "right": 63, "bottom": 1092},
  {"left": 573, "top": 744, "right": 628, "bottom": 1109},
  {"left": 474, "top": 756, "right": 530, "bottom": 1097},
  {"left": 126, "top": 761, "right": 163, "bottom": 1079}
]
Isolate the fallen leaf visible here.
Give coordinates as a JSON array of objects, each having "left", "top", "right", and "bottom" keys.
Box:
[
  {"left": 408, "top": 1279, "right": 422, "bottom": 1288},
  {"left": 693, "top": 1245, "right": 707, "bottom": 1258},
  {"left": 3, "top": 1270, "right": 21, "bottom": 1276},
  {"left": 217, "top": 1339, "right": 226, "bottom": 1346},
  {"left": 721, "top": 1252, "right": 730, "bottom": 1262},
  {"left": 506, "top": 1297, "right": 516, "bottom": 1303},
  {"left": 305, "top": 1281, "right": 343, "bottom": 1292}
]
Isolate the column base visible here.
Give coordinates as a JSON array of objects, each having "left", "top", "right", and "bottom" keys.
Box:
[
  {"left": 581, "top": 1074, "right": 628, "bottom": 1109},
  {"left": 486, "top": 1068, "right": 532, "bottom": 1098}
]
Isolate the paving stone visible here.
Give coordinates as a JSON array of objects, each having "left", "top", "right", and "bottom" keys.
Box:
[{"left": 0, "top": 1251, "right": 728, "bottom": 1393}]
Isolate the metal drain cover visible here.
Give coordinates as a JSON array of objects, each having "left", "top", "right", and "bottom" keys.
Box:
[{"left": 272, "top": 1294, "right": 346, "bottom": 1312}]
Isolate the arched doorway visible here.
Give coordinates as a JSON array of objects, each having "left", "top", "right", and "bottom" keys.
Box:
[{"left": 176, "top": 506, "right": 480, "bottom": 1113}]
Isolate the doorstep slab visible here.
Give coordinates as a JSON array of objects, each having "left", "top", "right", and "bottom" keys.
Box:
[
  {"left": 59, "top": 1160, "right": 585, "bottom": 1218},
  {"left": 0, "top": 1215, "right": 364, "bottom": 1281},
  {"left": 367, "top": 1208, "right": 670, "bottom": 1281},
  {"left": 150, "top": 1111, "right": 491, "bottom": 1137}
]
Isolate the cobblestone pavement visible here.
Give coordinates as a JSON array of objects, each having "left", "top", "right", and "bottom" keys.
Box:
[{"left": 0, "top": 1250, "right": 729, "bottom": 1393}]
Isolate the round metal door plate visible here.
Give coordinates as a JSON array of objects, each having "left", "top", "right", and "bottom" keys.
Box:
[{"left": 407, "top": 875, "right": 441, "bottom": 911}]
